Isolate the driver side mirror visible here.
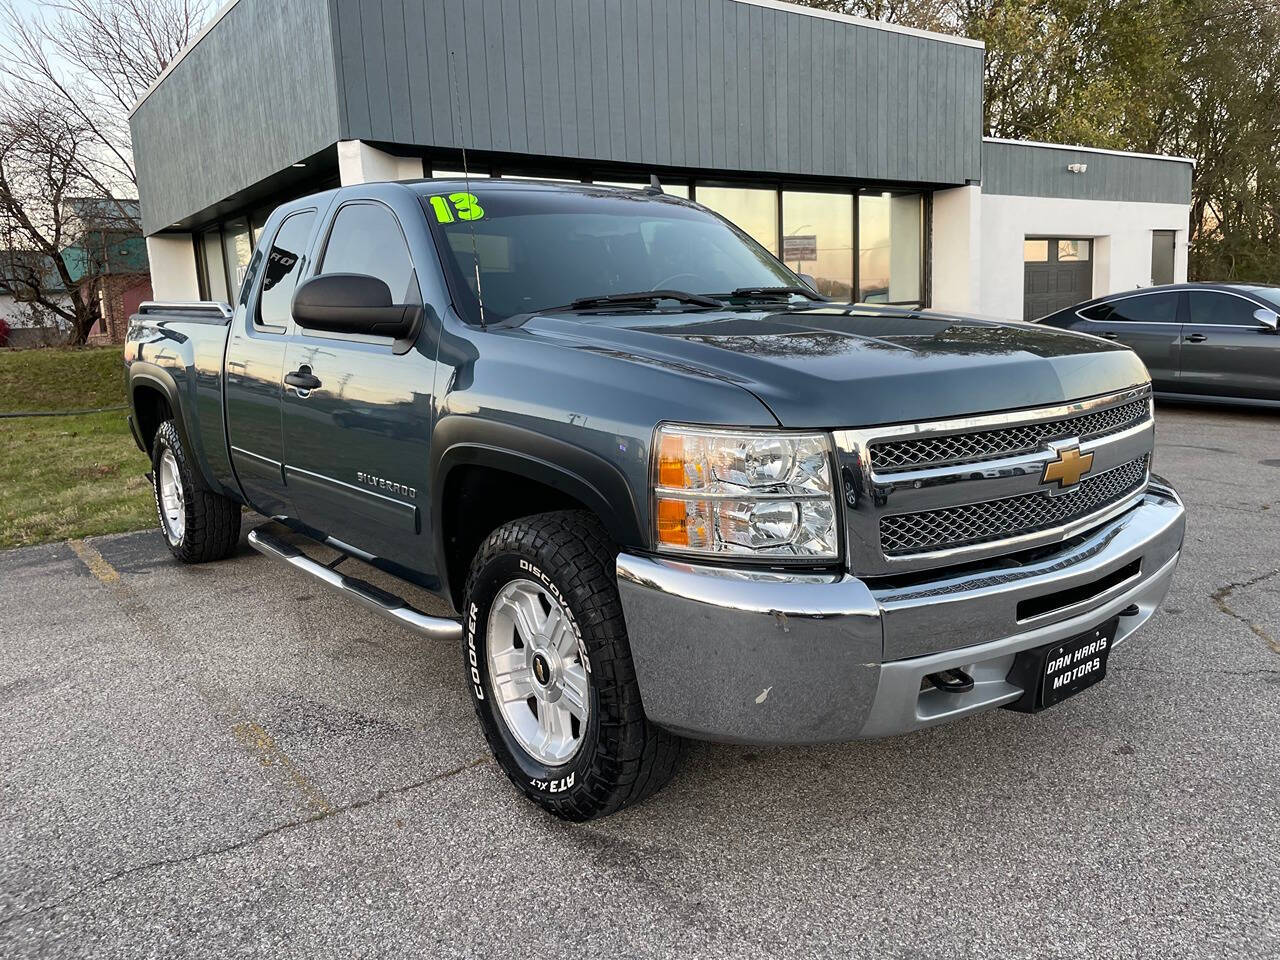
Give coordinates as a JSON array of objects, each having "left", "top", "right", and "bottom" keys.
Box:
[
  {"left": 799, "top": 273, "right": 820, "bottom": 295},
  {"left": 292, "top": 273, "right": 421, "bottom": 340},
  {"left": 1254, "top": 307, "right": 1278, "bottom": 332}
]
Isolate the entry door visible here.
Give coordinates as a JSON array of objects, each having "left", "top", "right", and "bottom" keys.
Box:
[
  {"left": 1180, "top": 291, "right": 1280, "bottom": 400},
  {"left": 1024, "top": 239, "right": 1093, "bottom": 321},
  {"left": 280, "top": 200, "right": 436, "bottom": 575},
  {"left": 1074, "top": 290, "right": 1183, "bottom": 388},
  {"left": 224, "top": 208, "right": 317, "bottom": 518}
]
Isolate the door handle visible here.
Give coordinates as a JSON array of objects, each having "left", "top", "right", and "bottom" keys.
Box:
[
  {"left": 1185, "top": 333, "right": 1208, "bottom": 343},
  {"left": 1099, "top": 332, "right": 1120, "bottom": 340},
  {"left": 285, "top": 366, "right": 322, "bottom": 391}
]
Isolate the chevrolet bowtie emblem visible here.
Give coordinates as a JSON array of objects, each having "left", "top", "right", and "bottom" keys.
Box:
[{"left": 1042, "top": 445, "right": 1094, "bottom": 489}]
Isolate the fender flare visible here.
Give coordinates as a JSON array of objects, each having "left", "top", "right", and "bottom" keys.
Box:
[
  {"left": 430, "top": 417, "right": 646, "bottom": 582},
  {"left": 129, "top": 364, "right": 225, "bottom": 494},
  {"left": 129, "top": 366, "right": 185, "bottom": 449}
]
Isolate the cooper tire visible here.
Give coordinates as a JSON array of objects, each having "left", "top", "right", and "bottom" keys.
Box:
[
  {"left": 462, "top": 510, "right": 683, "bottom": 820},
  {"left": 151, "top": 419, "right": 241, "bottom": 563}
]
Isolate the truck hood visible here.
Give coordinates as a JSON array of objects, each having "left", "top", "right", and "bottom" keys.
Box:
[{"left": 519, "top": 306, "right": 1150, "bottom": 428}]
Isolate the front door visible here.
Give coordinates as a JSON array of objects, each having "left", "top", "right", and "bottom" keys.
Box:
[
  {"left": 1074, "top": 290, "right": 1183, "bottom": 389},
  {"left": 1024, "top": 238, "right": 1093, "bottom": 321},
  {"left": 224, "top": 207, "right": 318, "bottom": 518},
  {"left": 1180, "top": 290, "right": 1280, "bottom": 401},
  {"left": 280, "top": 199, "right": 437, "bottom": 578}
]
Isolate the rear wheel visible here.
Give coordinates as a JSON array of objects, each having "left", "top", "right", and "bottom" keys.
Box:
[
  {"left": 462, "top": 510, "right": 683, "bottom": 820},
  {"left": 151, "top": 419, "right": 241, "bottom": 563}
]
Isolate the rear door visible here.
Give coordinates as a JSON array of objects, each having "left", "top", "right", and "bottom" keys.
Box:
[
  {"left": 224, "top": 205, "right": 319, "bottom": 517},
  {"left": 1180, "top": 290, "right": 1280, "bottom": 400},
  {"left": 279, "top": 191, "right": 441, "bottom": 579},
  {"left": 1073, "top": 290, "right": 1183, "bottom": 388}
]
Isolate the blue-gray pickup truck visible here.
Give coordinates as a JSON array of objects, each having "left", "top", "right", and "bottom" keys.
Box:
[{"left": 125, "top": 179, "right": 1185, "bottom": 819}]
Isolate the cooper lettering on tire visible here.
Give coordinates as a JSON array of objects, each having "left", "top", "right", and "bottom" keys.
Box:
[{"left": 461, "top": 510, "right": 682, "bottom": 820}]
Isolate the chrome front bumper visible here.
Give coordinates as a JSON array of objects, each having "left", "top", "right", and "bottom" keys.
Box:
[{"left": 615, "top": 481, "right": 1185, "bottom": 744}]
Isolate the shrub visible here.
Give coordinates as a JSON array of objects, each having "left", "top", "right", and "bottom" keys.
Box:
[{"left": 0, "top": 316, "right": 10, "bottom": 348}]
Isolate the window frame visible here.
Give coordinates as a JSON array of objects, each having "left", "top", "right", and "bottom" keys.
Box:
[
  {"left": 300, "top": 197, "right": 421, "bottom": 348},
  {"left": 1185, "top": 289, "right": 1275, "bottom": 329},
  {"left": 251, "top": 207, "right": 318, "bottom": 333},
  {"left": 1078, "top": 289, "right": 1181, "bottom": 325}
]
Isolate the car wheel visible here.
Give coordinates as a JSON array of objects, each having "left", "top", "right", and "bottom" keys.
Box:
[
  {"left": 462, "top": 510, "right": 683, "bottom": 820},
  {"left": 151, "top": 419, "right": 241, "bottom": 563}
]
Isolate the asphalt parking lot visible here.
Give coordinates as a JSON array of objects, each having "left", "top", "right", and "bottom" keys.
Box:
[{"left": 1, "top": 402, "right": 1277, "bottom": 959}]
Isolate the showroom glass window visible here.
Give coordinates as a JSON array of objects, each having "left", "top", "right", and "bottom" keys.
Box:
[
  {"left": 198, "top": 227, "right": 229, "bottom": 302},
  {"left": 781, "top": 191, "right": 854, "bottom": 300},
  {"left": 221, "top": 217, "right": 253, "bottom": 301},
  {"left": 858, "top": 192, "right": 923, "bottom": 305},
  {"left": 695, "top": 185, "right": 779, "bottom": 255}
]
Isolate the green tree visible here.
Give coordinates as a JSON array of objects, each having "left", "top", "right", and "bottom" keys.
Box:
[{"left": 798, "top": 0, "right": 1280, "bottom": 282}]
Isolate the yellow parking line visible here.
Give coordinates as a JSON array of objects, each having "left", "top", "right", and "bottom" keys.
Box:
[
  {"left": 232, "top": 721, "right": 334, "bottom": 815},
  {"left": 69, "top": 539, "right": 121, "bottom": 585},
  {"left": 68, "top": 535, "right": 334, "bottom": 816}
]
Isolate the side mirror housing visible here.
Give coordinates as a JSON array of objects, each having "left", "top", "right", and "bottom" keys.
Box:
[
  {"left": 1254, "top": 307, "right": 1278, "bottom": 332},
  {"left": 292, "top": 273, "right": 421, "bottom": 340},
  {"left": 799, "top": 273, "right": 820, "bottom": 294}
]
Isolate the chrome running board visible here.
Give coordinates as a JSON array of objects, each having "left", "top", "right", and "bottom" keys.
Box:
[{"left": 247, "top": 527, "right": 462, "bottom": 642}]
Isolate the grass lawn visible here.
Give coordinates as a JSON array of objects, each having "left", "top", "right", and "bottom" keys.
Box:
[{"left": 0, "top": 347, "right": 154, "bottom": 549}]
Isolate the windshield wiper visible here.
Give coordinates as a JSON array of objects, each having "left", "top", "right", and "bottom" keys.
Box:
[
  {"left": 567, "top": 289, "right": 725, "bottom": 311},
  {"left": 722, "top": 285, "right": 828, "bottom": 302}
]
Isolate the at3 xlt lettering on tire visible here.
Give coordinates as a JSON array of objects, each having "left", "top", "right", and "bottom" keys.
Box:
[
  {"left": 462, "top": 510, "right": 682, "bottom": 820},
  {"left": 151, "top": 419, "right": 241, "bottom": 564}
]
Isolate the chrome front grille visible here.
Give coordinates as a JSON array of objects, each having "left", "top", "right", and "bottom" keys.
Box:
[
  {"left": 869, "top": 397, "right": 1150, "bottom": 473},
  {"left": 833, "top": 387, "right": 1156, "bottom": 575},
  {"left": 879, "top": 456, "right": 1150, "bottom": 556}
]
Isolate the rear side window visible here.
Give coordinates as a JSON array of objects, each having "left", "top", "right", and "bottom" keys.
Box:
[
  {"left": 256, "top": 210, "right": 315, "bottom": 327},
  {"left": 1081, "top": 292, "right": 1178, "bottom": 324},
  {"left": 319, "top": 202, "right": 419, "bottom": 303},
  {"left": 1188, "top": 291, "right": 1262, "bottom": 326}
]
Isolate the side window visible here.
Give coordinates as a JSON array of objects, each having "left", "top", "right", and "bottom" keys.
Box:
[
  {"left": 319, "top": 202, "right": 420, "bottom": 304},
  {"left": 257, "top": 210, "right": 316, "bottom": 327},
  {"left": 1085, "top": 293, "right": 1178, "bottom": 324},
  {"left": 1188, "top": 291, "right": 1261, "bottom": 327}
]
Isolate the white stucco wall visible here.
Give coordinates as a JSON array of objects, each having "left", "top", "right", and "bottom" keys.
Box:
[
  {"left": 930, "top": 185, "right": 982, "bottom": 313},
  {"left": 146, "top": 233, "right": 201, "bottom": 301},
  {"left": 975, "top": 193, "right": 1190, "bottom": 321},
  {"left": 337, "top": 140, "right": 424, "bottom": 185}
]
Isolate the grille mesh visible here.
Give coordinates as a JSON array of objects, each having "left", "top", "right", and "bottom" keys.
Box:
[
  {"left": 879, "top": 456, "right": 1149, "bottom": 556},
  {"left": 869, "top": 398, "right": 1150, "bottom": 473}
]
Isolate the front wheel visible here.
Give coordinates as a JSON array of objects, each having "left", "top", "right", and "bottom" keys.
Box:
[
  {"left": 462, "top": 511, "right": 683, "bottom": 820},
  {"left": 151, "top": 419, "right": 241, "bottom": 563}
]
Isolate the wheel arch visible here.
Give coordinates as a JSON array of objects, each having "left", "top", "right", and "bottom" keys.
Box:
[{"left": 432, "top": 423, "right": 645, "bottom": 612}]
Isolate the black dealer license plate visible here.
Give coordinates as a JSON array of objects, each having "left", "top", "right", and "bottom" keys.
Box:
[{"left": 1006, "top": 619, "right": 1118, "bottom": 712}]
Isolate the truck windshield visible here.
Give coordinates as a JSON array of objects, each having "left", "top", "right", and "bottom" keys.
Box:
[{"left": 419, "top": 185, "right": 800, "bottom": 323}]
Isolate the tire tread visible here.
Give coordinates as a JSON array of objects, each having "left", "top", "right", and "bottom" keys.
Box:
[{"left": 465, "top": 510, "right": 682, "bottom": 820}]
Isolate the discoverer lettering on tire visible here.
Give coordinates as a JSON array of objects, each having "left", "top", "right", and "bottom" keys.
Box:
[{"left": 460, "top": 510, "right": 682, "bottom": 820}]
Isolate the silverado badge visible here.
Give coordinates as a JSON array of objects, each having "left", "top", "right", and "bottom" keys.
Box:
[{"left": 1041, "top": 444, "right": 1094, "bottom": 490}]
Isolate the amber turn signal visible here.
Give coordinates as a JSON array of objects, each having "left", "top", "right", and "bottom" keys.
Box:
[
  {"left": 658, "top": 433, "right": 688, "bottom": 488},
  {"left": 655, "top": 498, "right": 690, "bottom": 546}
]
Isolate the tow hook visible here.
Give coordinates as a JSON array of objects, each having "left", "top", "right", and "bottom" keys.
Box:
[{"left": 926, "top": 668, "right": 975, "bottom": 694}]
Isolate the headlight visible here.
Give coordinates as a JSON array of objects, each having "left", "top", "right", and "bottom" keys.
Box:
[{"left": 651, "top": 424, "right": 839, "bottom": 561}]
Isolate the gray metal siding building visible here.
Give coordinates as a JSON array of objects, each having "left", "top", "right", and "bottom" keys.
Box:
[{"left": 131, "top": 0, "right": 1193, "bottom": 321}]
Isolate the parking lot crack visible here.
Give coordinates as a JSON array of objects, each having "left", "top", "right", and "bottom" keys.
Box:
[
  {"left": 1211, "top": 568, "right": 1280, "bottom": 655},
  {"left": 0, "top": 755, "right": 491, "bottom": 929}
]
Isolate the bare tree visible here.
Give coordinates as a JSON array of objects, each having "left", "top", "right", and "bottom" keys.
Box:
[
  {"left": 0, "top": 0, "right": 211, "bottom": 343},
  {"left": 0, "top": 102, "right": 109, "bottom": 343},
  {"left": 0, "top": 0, "right": 212, "bottom": 207}
]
